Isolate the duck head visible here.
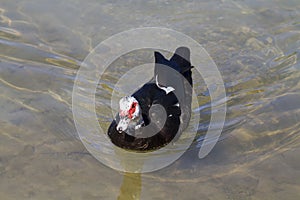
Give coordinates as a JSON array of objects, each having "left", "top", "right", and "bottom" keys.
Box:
[{"left": 116, "top": 96, "right": 142, "bottom": 133}]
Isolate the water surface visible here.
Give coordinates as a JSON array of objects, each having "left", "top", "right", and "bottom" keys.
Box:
[{"left": 1, "top": 0, "right": 300, "bottom": 199}]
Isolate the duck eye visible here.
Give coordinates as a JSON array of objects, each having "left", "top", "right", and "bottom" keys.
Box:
[{"left": 131, "top": 103, "right": 136, "bottom": 108}]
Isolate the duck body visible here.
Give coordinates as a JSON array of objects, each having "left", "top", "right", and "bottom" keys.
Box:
[{"left": 108, "top": 47, "right": 193, "bottom": 152}]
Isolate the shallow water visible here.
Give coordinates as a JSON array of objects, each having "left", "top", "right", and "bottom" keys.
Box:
[{"left": 1, "top": 0, "right": 300, "bottom": 199}]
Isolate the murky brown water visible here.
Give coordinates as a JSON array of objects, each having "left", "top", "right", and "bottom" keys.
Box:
[{"left": 1, "top": 0, "right": 300, "bottom": 199}]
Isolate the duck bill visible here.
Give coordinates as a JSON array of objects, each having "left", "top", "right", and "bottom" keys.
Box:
[{"left": 116, "top": 117, "right": 131, "bottom": 133}]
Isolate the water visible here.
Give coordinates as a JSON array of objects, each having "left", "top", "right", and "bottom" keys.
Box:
[{"left": 1, "top": 0, "right": 300, "bottom": 199}]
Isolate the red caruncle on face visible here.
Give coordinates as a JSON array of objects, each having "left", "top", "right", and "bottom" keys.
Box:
[{"left": 128, "top": 102, "right": 137, "bottom": 119}]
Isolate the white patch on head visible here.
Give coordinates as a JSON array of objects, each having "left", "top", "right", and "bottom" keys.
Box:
[
  {"left": 174, "top": 103, "right": 180, "bottom": 107},
  {"left": 119, "top": 96, "right": 136, "bottom": 112},
  {"left": 117, "top": 96, "right": 141, "bottom": 132},
  {"left": 155, "top": 75, "right": 175, "bottom": 94}
]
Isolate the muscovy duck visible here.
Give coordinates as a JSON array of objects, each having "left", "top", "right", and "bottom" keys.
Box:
[{"left": 108, "top": 47, "right": 193, "bottom": 151}]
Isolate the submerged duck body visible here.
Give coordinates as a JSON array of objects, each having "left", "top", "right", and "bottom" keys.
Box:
[{"left": 108, "top": 47, "right": 193, "bottom": 151}]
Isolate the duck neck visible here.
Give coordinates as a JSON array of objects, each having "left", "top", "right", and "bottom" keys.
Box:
[{"left": 125, "top": 113, "right": 144, "bottom": 137}]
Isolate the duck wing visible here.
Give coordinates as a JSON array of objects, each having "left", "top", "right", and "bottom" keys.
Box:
[
  {"left": 154, "top": 52, "right": 185, "bottom": 106},
  {"left": 154, "top": 47, "right": 193, "bottom": 108}
]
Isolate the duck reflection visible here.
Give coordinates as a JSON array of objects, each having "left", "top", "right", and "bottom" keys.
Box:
[{"left": 117, "top": 172, "right": 142, "bottom": 200}]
